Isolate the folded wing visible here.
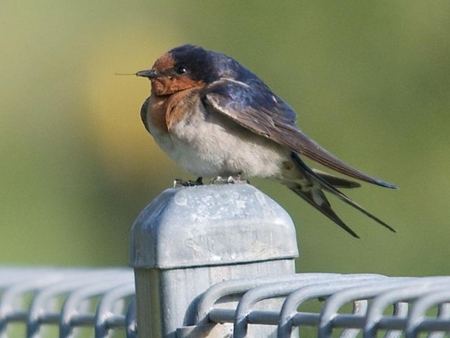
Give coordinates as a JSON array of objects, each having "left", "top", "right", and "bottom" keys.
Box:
[{"left": 202, "top": 79, "right": 396, "bottom": 189}]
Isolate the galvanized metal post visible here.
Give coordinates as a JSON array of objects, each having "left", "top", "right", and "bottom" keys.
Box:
[{"left": 129, "top": 184, "right": 298, "bottom": 338}]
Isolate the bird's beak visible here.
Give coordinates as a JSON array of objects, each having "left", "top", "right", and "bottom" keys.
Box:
[{"left": 136, "top": 68, "right": 161, "bottom": 79}]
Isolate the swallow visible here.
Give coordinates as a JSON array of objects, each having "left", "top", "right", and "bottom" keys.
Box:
[{"left": 136, "top": 44, "right": 397, "bottom": 238}]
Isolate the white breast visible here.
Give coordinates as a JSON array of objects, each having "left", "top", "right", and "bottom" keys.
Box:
[{"left": 147, "top": 98, "right": 290, "bottom": 179}]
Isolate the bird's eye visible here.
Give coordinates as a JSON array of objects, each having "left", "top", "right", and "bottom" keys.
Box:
[{"left": 175, "top": 66, "right": 187, "bottom": 75}]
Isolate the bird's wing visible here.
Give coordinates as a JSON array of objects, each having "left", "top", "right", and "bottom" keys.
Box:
[
  {"left": 202, "top": 78, "right": 396, "bottom": 189},
  {"left": 140, "top": 96, "right": 151, "bottom": 133}
]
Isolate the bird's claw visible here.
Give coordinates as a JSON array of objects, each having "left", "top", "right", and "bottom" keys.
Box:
[
  {"left": 210, "top": 176, "right": 225, "bottom": 185},
  {"left": 211, "top": 176, "right": 249, "bottom": 185},
  {"left": 173, "top": 177, "right": 203, "bottom": 188},
  {"left": 227, "top": 176, "right": 250, "bottom": 184}
]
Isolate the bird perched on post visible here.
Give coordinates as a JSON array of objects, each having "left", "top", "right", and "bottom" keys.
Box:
[{"left": 136, "top": 44, "right": 397, "bottom": 238}]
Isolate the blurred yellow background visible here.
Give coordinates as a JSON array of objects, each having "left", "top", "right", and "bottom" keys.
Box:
[{"left": 1, "top": 1, "right": 449, "bottom": 276}]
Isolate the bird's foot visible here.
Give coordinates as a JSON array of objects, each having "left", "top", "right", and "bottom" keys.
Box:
[
  {"left": 227, "top": 175, "right": 250, "bottom": 184},
  {"left": 173, "top": 177, "right": 203, "bottom": 188},
  {"left": 211, "top": 176, "right": 249, "bottom": 185},
  {"left": 210, "top": 176, "right": 225, "bottom": 185}
]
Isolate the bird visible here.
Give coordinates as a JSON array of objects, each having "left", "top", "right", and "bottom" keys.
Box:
[{"left": 136, "top": 44, "right": 397, "bottom": 238}]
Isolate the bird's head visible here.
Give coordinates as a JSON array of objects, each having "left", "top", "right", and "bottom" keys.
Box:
[
  {"left": 136, "top": 44, "right": 252, "bottom": 96},
  {"left": 136, "top": 45, "right": 218, "bottom": 96}
]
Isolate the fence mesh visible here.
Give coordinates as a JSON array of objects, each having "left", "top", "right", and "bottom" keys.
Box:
[
  {"left": 0, "top": 267, "right": 136, "bottom": 338},
  {"left": 0, "top": 267, "right": 449, "bottom": 337}
]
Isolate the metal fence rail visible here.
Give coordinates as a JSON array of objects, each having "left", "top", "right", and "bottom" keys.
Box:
[
  {"left": 0, "top": 267, "right": 136, "bottom": 338},
  {"left": 193, "top": 273, "right": 450, "bottom": 337},
  {"left": 1, "top": 267, "right": 450, "bottom": 337}
]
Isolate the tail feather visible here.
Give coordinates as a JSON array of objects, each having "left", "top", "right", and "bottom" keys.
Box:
[
  {"left": 288, "top": 153, "right": 396, "bottom": 237},
  {"left": 312, "top": 169, "right": 361, "bottom": 189},
  {"left": 289, "top": 185, "right": 360, "bottom": 238}
]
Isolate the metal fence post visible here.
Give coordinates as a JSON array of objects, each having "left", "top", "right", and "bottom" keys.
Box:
[{"left": 129, "top": 184, "right": 299, "bottom": 338}]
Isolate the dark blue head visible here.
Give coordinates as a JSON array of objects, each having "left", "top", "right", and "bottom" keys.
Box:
[{"left": 137, "top": 44, "right": 268, "bottom": 95}]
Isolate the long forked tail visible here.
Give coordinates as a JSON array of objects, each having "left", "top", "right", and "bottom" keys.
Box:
[
  {"left": 287, "top": 153, "right": 396, "bottom": 238},
  {"left": 288, "top": 184, "right": 360, "bottom": 238}
]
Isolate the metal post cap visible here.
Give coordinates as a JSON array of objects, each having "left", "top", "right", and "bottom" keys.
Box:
[{"left": 130, "top": 184, "right": 298, "bottom": 269}]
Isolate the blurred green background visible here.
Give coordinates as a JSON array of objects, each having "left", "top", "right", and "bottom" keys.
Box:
[{"left": 1, "top": 1, "right": 449, "bottom": 276}]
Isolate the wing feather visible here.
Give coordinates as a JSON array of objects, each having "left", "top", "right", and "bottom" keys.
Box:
[
  {"left": 140, "top": 96, "right": 151, "bottom": 133},
  {"left": 203, "top": 79, "right": 396, "bottom": 189}
]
